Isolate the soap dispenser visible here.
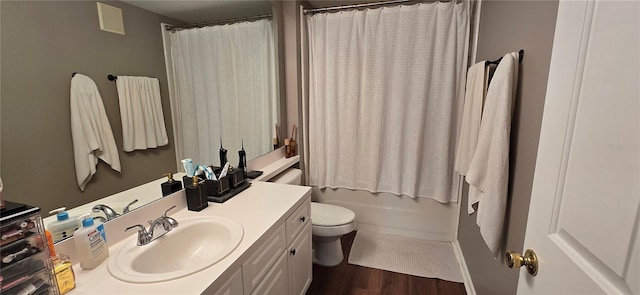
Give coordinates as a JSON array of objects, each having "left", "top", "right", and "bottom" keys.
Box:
[
  {"left": 74, "top": 213, "right": 108, "bottom": 270},
  {"left": 47, "top": 207, "right": 79, "bottom": 243},
  {"left": 161, "top": 173, "right": 183, "bottom": 196},
  {"left": 186, "top": 176, "right": 208, "bottom": 212}
]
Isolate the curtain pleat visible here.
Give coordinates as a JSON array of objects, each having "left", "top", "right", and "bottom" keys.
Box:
[
  {"left": 169, "top": 20, "right": 277, "bottom": 167},
  {"left": 306, "top": 2, "right": 469, "bottom": 203}
]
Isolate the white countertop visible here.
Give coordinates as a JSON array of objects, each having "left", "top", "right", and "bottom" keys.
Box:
[{"left": 68, "top": 181, "right": 311, "bottom": 294}]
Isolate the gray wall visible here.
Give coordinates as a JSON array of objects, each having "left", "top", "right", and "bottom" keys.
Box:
[
  {"left": 1, "top": 1, "right": 179, "bottom": 214},
  {"left": 457, "top": 1, "right": 559, "bottom": 294}
]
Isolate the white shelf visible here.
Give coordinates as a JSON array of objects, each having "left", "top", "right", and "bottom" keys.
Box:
[{"left": 251, "top": 155, "right": 300, "bottom": 182}]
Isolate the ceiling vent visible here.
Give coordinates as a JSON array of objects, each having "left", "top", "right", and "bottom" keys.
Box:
[{"left": 97, "top": 2, "right": 125, "bottom": 35}]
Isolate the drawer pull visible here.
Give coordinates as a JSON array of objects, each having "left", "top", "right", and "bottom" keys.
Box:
[
  {"left": 290, "top": 249, "right": 296, "bottom": 256},
  {"left": 299, "top": 216, "right": 306, "bottom": 223}
]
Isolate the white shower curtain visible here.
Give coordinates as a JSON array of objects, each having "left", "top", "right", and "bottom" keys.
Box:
[
  {"left": 168, "top": 19, "right": 277, "bottom": 167},
  {"left": 306, "top": 2, "right": 468, "bottom": 203}
]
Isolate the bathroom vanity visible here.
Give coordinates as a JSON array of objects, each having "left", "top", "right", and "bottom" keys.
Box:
[{"left": 63, "top": 181, "right": 311, "bottom": 294}]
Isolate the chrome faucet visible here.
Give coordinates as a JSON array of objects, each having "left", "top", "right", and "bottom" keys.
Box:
[
  {"left": 125, "top": 206, "right": 179, "bottom": 246},
  {"left": 92, "top": 204, "right": 119, "bottom": 220},
  {"left": 123, "top": 199, "right": 139, "bottom": 214},
  {"left": 92, "top": 199, "right": 139, "bottom": 221}
]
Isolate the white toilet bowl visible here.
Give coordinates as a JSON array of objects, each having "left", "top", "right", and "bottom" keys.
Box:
[
  {"left": 310, "top": 202, "right": 355, "bottom": 266},
  {"left": 270, "top": 168, "right": 356, "bottom": 267}
]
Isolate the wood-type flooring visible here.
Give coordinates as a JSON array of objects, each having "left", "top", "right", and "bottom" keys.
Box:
[{"left": 306, "top": 231, "right": 467, "bottom": 295}]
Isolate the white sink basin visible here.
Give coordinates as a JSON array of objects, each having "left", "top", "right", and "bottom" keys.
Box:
[{"left": 108, "top": 216, "right": 243, "bottom": 283}]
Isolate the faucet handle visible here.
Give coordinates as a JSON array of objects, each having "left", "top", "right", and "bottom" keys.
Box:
[
  {"left": 123, "top": 199, "right": 139, "bottom": 214},
  {"left": 125, "top": 224, "right": 147, "bottom": 234},
  {"left": 163, "top": 205, "right": 177, "bottom": 217}
]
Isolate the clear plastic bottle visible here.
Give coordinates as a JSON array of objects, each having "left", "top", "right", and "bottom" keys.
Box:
[{"left": 73, "top": 214, "right": 109, "bottom": 270}]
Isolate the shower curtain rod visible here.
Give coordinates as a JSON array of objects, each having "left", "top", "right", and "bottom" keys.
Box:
[
  {"left": 165, "top": 14, "right": 272, "bottom": 31},
  {"left": 304, "top": 0, "right": 409, "bottom": 14},
  {"left": 303, "top": 0, "right": 462, "bottom": 15}
]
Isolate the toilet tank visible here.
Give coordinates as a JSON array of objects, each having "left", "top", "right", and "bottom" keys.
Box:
[{"left": 269, "top": 168, "right": 302, "bottom": 185}]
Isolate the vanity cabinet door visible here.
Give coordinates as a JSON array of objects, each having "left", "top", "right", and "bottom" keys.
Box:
[
  {"left": 242, "top": 224, "right": 286, "bottom": 293},
  {"left": 212, "top": 268, "right": 243, "bottom": 295},
  {"left": 250, "top": 251, "right": 288, "bottom": 295},
  {"left": 288, "top": 223, "right": 312, "bottom": 295}
]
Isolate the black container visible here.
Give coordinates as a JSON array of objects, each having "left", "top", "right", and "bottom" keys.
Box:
[
  {"left": 185, "top": 177, "right": 208, "bottom": 212},
  {"left": 183, "top": 174, "right": 206, "bottom": 188},
  {"left": 161, "top": 173, "right": 182, "bottom": 197},
  {"left": 204, "top": 176, "right": 230, "bottom": 197},
  {"left": 228, "top": 168, "right": 246, "bottom": 189}
]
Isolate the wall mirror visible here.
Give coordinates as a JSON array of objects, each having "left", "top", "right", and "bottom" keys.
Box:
[{"left": 0, "top": 0, "right": 284, "bottom": 240}]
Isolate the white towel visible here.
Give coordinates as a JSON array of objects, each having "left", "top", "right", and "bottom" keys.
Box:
[
  {"left": 455, "top": 61, "right": 488, "bottom": 214},
  {"left": 465, "top": 52, "right": 519, "bottom": 257},
  {"left": 70, "top": 74, "right": 121, "bottom": 191},
  {"left": 115, "top": 76, "right": 168, "bottom": 152}
]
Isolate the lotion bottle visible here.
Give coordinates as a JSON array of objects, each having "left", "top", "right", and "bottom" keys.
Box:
[
  {"left": 74, "top": 213, "right": 109, "bottom": 270},
  {"left": 47, "top": 207, "right": 79, "bottom": 243}
]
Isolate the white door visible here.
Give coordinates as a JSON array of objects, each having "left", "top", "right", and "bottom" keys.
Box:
[{"left": 516, "top": 0, "right": 640, "bottom": 294}]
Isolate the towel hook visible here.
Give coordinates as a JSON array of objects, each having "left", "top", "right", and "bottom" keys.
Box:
[{"left": 107, "top": 74, "right": 118, "bottom": 81}]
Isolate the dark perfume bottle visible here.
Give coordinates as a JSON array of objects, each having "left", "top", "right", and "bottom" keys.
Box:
[
  {"left": 161, "top": 173, "right": 183, "bottom": 197},
  {"left": 219, "top": 138, "right": 228, "bottom": 167},
  {"left": 238, "top": 140, "right": 247, "bottom": 175},
  {"left": 185, "top": 176, "right": 208, "bottom": 212}
]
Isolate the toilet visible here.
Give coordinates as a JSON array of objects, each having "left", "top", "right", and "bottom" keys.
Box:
[{"left": 270, "top": 168, "right": 356, "bottom": 267}]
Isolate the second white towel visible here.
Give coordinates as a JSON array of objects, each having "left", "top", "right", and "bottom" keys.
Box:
[{"left": 115, "top": 76, "right": 169, "bottom": 152}]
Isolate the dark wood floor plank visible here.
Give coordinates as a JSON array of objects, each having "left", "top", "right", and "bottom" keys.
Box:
[{"left": 306, "top": 231, "right": 466, "bottom": 295}]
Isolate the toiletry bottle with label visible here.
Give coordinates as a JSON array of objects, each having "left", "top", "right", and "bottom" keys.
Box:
[
  {"left": 45, "top": 230, "right": 76, "bottom": 294},
  {"left": 74, "top": 214, "right": 109, "bottom": 270},
  {"left": 161, "top": 172, "right": 183, "bottom": 196},
  {"left": 47, "top": 207, "right": 79, "bottom": 243}
]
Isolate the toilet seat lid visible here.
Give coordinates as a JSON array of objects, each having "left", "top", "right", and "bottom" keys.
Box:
[{"left": 311, "top": 202, "right": 355, "bottom": 226}]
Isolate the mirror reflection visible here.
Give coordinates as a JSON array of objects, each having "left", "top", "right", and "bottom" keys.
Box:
[{"left": 0, "top": 0, "right": 281, "bottom": 238}]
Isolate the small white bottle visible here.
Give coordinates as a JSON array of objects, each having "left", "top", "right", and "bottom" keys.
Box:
[
  {"left": 47, "top": 207, "right": 79, "bottom": 243},
  {"left": 74, "top": 213, "right": 109, "bottom": 270}
]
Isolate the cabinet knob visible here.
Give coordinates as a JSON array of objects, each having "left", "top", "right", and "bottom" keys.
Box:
[
  {"left": 290, "top": 249, "right": 296, "bottom": 256},
  {"left": 299, "top": 216, "right": 306, "bottom": 223}
]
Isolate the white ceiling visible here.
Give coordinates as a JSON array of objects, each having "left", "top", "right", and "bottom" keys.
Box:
[{"left": 121, "top": 0, "right": 272, "bottom": 23}]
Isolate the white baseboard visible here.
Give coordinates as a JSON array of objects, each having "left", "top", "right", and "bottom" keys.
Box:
[{"left": 452, "top": 240, "right": 476, "bottom": 295}]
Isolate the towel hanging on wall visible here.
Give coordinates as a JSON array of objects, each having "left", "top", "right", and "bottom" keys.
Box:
[
  {"left": 465, "top": 52, "right": 520, "bottom": 257},
  {"left": 455, "top": 61, "right": 488, "bottom": 177},
  {"left": 70, "top": 73, "right": 121, "bottom": 191},
  {"left": 115, "top": 76, "right": 169, "bottom": 152}
]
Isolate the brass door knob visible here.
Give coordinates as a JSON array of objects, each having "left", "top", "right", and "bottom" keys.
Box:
[{"left": 506, "top": 249, "right": 538, "bottom": 276}]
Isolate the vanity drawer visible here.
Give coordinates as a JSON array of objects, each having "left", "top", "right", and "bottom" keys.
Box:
[
  {"left": 242, "top": 223, "right": 286, "bottom": 293},
  {"left": 285, "top": 200, "right": 310, "bottom": 246}
]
